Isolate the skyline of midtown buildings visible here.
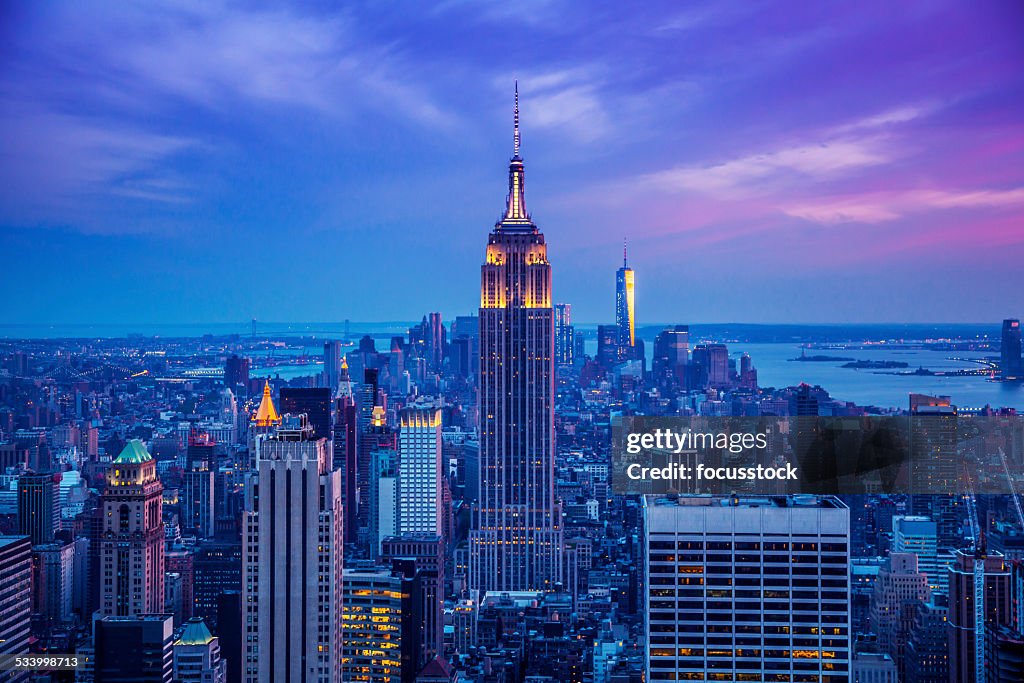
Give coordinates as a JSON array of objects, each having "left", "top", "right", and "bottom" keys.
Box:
[
  {"left": 0, "top": 83, "right": 1022, "bottom": 683},
  {"left": 469, "top": 88, "right": 563, "bottom": 594}
]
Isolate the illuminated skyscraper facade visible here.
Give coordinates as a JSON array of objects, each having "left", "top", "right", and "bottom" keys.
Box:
[
  {"left": 397, "top": 405, "right": 443, "bottom": 536},
  {"left": 615, "top": 240, "right": 635, "bottom": 360},
  {"left": 469, "top": 85, "right": 562, "bottom": 593},
  {"left": 99, "top": 439, "right": 165, "bottom": 617},
  {"left": 554, "top": 303, "right": 574, "bottom": 366}
]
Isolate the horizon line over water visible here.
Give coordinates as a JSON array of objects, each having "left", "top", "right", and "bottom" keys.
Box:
[{"left": 0, "top": 320, "right": 1010, "bottom": 341}]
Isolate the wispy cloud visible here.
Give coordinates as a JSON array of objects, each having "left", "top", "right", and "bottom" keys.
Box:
[
  {"left": 784, "top": 187, "right": 1024, "bottom": 224},
  {"left": 636, "top": 137, "right": 891, "bottom": 198}
]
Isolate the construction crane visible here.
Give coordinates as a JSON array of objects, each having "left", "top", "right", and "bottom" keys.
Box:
[
  {"left": 963, "top": 466, "right": 986, "bottom": 683},
  {"left": 997, "top": 447, "right": 1024, "bottom": 527}
]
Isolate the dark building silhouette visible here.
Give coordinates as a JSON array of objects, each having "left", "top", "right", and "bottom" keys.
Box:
[
  {"left": 278, "top": 387, "right": 332, "bottom": 440},
  {"left": 216, "top": 590, "right": 243, "bottom": 683},
  {"left": 223, "top": 355, "right": 250, "bottom": 390},
  {"left": 1002, "top": 318, "right": 1022, "bottom": 380},
  {"left": 94, "top": 614, "right": 174, "bottom": 683},
  {"left": 17, "top": 471, "right": 60, "bottom": 545}
]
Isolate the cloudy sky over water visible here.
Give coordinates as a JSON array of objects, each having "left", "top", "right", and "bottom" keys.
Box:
[{"left": 1, "top": 1, "right": 1022, "bottom": 324}]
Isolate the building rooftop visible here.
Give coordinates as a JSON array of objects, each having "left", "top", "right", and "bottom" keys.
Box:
[
  {"left": 647, "top": 494, "right": 845, "bottom": 510},
  {"left": 175, "top": 617, "right": 215, "bottom": 646},
  {"left": 114, "top": 439, "right": 152, "bottom": 464}
]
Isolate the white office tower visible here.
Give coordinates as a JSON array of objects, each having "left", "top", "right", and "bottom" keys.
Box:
[
  {"left": 643, "top": 495, "right": 851, "bottom": 682},
  {"left": 242, "top": 414, "right": 344, "bottom": 683},
  {"left": 891, "top": 515, "right": 944, "bottom": 595},
  {"left": 397, "top": 405, "right": 443, "bottom": 536}
]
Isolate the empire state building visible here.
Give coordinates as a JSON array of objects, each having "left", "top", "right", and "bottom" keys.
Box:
[{"left": 469, "top": 84, "right": 562, "bottom": 593}]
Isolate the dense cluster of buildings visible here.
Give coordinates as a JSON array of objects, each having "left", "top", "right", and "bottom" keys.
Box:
[{"left": 1, "top": 92, "right": 1024, "bottom": 683}]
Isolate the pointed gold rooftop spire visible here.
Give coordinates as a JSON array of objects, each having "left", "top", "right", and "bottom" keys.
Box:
[{"left": 253, "top": 379, "right": 281, "bottom": 427}]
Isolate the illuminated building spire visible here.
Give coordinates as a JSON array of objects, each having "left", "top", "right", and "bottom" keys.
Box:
[
  {"left": 513, "top": 80, "right": 521, "bottom": 159},
  {"left": 623, "top": 237, "right": 628, "bottom": 267},
  {"left": 253, "top": 380, "right": 281, "bottom": 427},
  {"left": 503, "top": 81, "right": 529, "bottom": 225}
]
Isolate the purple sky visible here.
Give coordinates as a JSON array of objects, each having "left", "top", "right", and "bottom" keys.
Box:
[{"left": 1, "top": 1, "right": 1022, "bottom": 325}]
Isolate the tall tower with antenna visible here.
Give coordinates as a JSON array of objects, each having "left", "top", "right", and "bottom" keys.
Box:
[
  {"left": 616, "top": 237, "right": 636, "bottom": 359},
  {"left": 469, "top": 82, "right": 562, "bottom": 593}
]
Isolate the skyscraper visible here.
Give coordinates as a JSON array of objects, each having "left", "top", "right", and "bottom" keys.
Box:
[
  {"left": 94, "top": 615, "right": 175, "bottom": 683},
  {"left": 182, "top": 433, "right": 216, "bottom": 539},
  {"left": 397, "top": 405, "right": 443, "bottom": 536},
  {"left": 17, "top": 470, "right": 60, "bottom": 545},
  {"left": 341, "top": 564, "right": 422, "bottom": 683},
  {"left": 643, "top": 495, "right": 851, "bottom": 681},
  {"left": 948, "top": 549, "right": 1012, "bottom": 683},
  {"left": 870, "top": 553, "right": 931, "bottom": 680},
  {"left": 380, "top": 535, "right": 445, "bottom": 668},
  {"left": 615, "top": 239, "right": 635, "bottom": 360},
  {"left": 279, "top": 387, "right": 332, "bottom": 440},
  {"left": 1002, "top": 318, "right": 1022, "bottom": 380},
  {"left": 334, "top": 356, "right": 360, "bottom": 542},
  {"left": 427, "top": 312, "right": 445, "bottom": 372},
  {"left": 99, "top": 440, "right": 165, "bottom": 617},
  {"left": 0, "top": 535, "right": 31, "bottom": 683},
  {"left": 651, "top": 325, "right": 689, "bottom": 394},
  {"left": 323, "top": 340, "right": 342, "bottom": 391},
  {"left": 470, "top": 83, "right": 562, "bottom": 593},
  {"left": 173, "top": 617, "right": 228, "bottom": 683},
  {"left": 224, "top": 354, "right": 250, "bottom": 390},
  {"left": 242, "top": 412, "right": 343, "bottom": 683},
  {"left": 555, "top": 303, "right": 574, "bottom": 366}
]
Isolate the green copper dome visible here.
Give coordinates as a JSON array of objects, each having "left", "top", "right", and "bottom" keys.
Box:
[
  {"left": 175, "top": 617, "right": 214, "bottom": 646},
  {"left": 114, "top": 439, "right": 152, "bottom": 464}
]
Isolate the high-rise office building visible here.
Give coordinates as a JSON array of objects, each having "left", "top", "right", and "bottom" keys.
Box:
[
  {"left": 427, "top": 312, "right": 445, "bottom": 372},
  {"left": 596, "top": 324, "right": 619, "bottom": 368},
  {"left": 381, "top": 535, "right": 445, "bottom": 668},
  {"left": 904, "top": 599, "right": 949, "bottom": 683},
  {"left": 615, "top": 239, "right": 635, "bottom": 360},
  {"left": 99, "top": 440, "right": 165, "bottom": 617},
  {"left": 555, "top": 303, "right": 574, "bottom": 366},
  {"left": 470, "top": 84, "right": 562, "bottom": 593},
  {"left": 192, "top": 541, "right": 242, "bottom": 629},
  {"left": 334, "top": 356, "right": 360, "bottom": 542},
  {"left": 643, "top": 495, "right": 851, "bottom": 681},
  {"left": 342, "top": 563, "right": 422, "bottom": 683},
  {"left": 693, "top": 343, "right": 730, "bottom": 389},
  {"left": 1002, "top": 318, "right": 1022, "bottom": 380},
  {"left": 17, "top": 470, "right": 60, "bottom": 545},
  {"left": 397, "top": 405, "right": 443, "bottom": 536},
  {"left": 33, "top": 540, "right": 75, "bottom": 626},
  {"left": 224, "top": 354, "right": 250, "bottom": 390},
  {"left": 94, "top": 614, "right": 174, "bottom": 683},
  {"left": 948, "top": 549, "right": 1012, "bottom": 683},
  {"left": 242, "top": 413, "right": 343, "bottom": 683},
  {"left": 893, "top": 515, "right": 943, "bottom": 594},
  {"left": 173, "top": 617, "right": 227, "bottom": 683},
  {"left": 279, "top": 387, "right": 332, "bottom": 440},
  {"left": 0, "top": 535, "right": 31, "bottom": 683},
  {"left": 870, "top": 553, "right": 931, "bottom": 680},
  {"left": 324, "top": 340, "right": 342, "bottom": 391},
  {"left": 182, "top": 433, "right": 216, "bottom": 539},
  {"left": 652, "top": 325, "right": 689, "bottom": 393}
]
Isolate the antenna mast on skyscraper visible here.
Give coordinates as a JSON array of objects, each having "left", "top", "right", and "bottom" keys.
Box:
[{"left": 513, "top": 81, "right": 520, "bottom": 158}]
